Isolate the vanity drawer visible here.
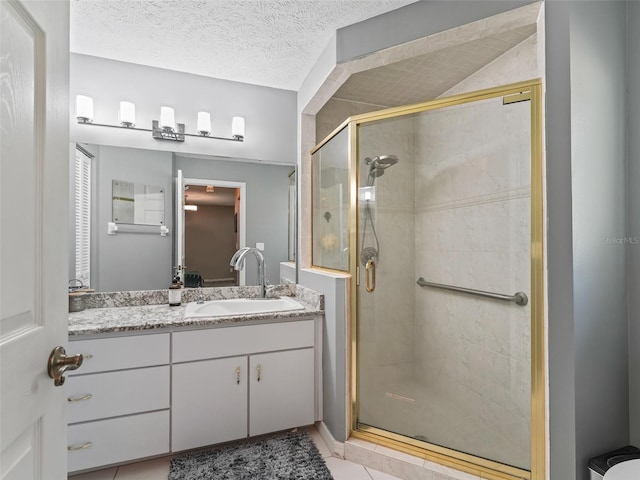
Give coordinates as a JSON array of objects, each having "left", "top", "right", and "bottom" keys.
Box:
[
  {"left": 66, "top": 366, "right": 170, "bottom": 424},
  {"left": 173, "top": 320, "right": 315, "bottom": 362},
  {"left": 69, "top": 333, "right": 169, "bottom": 374},
  {"left": 67, "top": 410, "right": 169, "bottom": 473}
]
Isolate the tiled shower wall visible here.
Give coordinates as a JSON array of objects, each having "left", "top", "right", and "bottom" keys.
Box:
[
  {"left": 413, "top": 97, "right": 532, "bottom": 467},
  {"left": 310, "top": 30, "right": 538, "bottom": 468},
  {"left": 356, "top": 34, "right": 538, "bottom": 469},
  {"left": 411, "top": 35, "right": 537, "bottom": 468},
  {"left": 358, "top": 115, "right": 417, "bottom": 386}
]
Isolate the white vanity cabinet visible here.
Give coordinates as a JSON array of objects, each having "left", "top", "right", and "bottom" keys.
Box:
[
  {"left": 171, "top": 319, "right": 317, "bottom": 452},
  {"left": 172, "top": 356, "right": 248, "bottom": 451},
  {"left": 249, "top": 348, "right": 315, "bottom": 436},
  {"left": 66, "top": 334, "right": 170, "bottom": 473}
]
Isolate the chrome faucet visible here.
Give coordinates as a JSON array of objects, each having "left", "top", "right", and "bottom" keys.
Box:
[{"left": 230, "top": 247, "right": 267, "bottom": 298}]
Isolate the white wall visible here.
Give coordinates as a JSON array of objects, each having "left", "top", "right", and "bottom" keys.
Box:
[{"left": 70, "top": 54, "right": 297, "bottom": 165}]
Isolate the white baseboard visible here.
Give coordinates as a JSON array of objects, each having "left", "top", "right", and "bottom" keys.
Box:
[{"left": 316, "top": 421, "right": 345, "bottom": 459}]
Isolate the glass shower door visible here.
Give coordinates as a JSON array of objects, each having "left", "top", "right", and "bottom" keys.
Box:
[{"left": 356, "top": 94, "right": 532, "bottom": 471}]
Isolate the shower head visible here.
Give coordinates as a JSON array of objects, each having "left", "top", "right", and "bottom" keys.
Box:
[
  {"left": 365, "top": 155, "right": 398, "bottom": 185},
  {"left": 368, "top": 155, "right": 398, "bottom": 169}
]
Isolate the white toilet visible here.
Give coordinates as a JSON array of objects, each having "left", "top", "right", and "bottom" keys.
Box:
[
  {"left": 589, "top": 446, "right": 640, "bottom": 480},
  {"left": 603, "top": 459, "right": 640, "bottom": 479}
]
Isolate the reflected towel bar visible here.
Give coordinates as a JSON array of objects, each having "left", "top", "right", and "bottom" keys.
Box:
[{"left": 416, "top": 277, "right": 528, "bottom": 306}]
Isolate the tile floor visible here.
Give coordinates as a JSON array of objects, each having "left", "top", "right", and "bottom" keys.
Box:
[{"left": 68, "top": 427, "right": 401, "bottom": 480}]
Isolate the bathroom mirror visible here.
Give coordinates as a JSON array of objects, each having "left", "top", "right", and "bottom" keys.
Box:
[
  {"left": 69, "top": 144, "right": 296, "bottom": 292},
  {"left": 111, "top": 179, "right": 165, "bottom": 225}
]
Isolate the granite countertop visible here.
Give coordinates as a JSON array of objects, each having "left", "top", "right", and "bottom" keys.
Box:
[{"left": 68, "top": 285, "right": 324, "bottom": 336}]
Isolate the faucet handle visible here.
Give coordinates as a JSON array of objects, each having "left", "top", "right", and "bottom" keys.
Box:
[{"left": 265, "top": 283, "right": 277, "bottom": 297}]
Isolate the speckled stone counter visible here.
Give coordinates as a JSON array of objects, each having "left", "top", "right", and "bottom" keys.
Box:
[{"left": 68, "top": 285, "right": 324, "bottom": 336}]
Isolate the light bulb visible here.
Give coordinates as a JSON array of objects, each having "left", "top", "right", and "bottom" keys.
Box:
[
  {"left": 119, "top": 101, "right": 136, "bottom": 127},
  {"left": 232, "top": 116, "right": 245, "bottom": 140},
  {"left": 76, "top": 95, "right": 94, "bottom": 123},
  {"left": 197, "top": 112, "right": 211, "bottom": 136},
  {"left": 160, "top": 107, "right": 176, "bottom": 131}
]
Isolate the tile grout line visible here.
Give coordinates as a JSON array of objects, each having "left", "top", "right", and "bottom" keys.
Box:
[{"left": 363, "top": 465, "right": 376, "bottom": 479}]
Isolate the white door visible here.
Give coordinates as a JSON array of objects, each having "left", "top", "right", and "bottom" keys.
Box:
[
  {"left": 174, "top": 169, "right": 185, "bottom": 280},
  {"left": 1, "top": 1, "right": 71, "bottom": 478}
]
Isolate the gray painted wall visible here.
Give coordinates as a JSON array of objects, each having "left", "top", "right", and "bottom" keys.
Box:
[
  {"left": 175, "top": 156, "right": 292, "bottom": 286},
  {"left": 570, "top": 4, "right": 629, "bottom": 478},
  {"left": 628, "top": 2, "right": 640, "bottom": 447},
  {"left": 92, "top": 145, "right": 174, "bottom": 292},
  {"left": 70, "top": 54, "right": 297, "bottom": 165},
  {"left": 544, "top": 2, "right": 577, "bottom": 478},
  {"left": 335, "top": 0, "right": 534, "bottom": 63},
  {"left": 299, "top": 269, "right": 349, "bottom": 442}
]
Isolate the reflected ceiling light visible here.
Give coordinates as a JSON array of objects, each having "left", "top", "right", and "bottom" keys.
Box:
[
  {"left": 205, "top": 185, "right": 215, "bottom": 193},
  {"left": 75, "top": 95, "right": 244, "bottom": 143},
  {"left": 184, "top": 205, "right": 198, "bottom": 211}
]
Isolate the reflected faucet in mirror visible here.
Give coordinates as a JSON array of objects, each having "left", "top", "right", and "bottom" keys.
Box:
[{"left": 230, "top": 247, "right": 267, "bottom": 298}]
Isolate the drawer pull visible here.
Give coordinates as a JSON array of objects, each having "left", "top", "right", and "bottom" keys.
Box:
[
  {"left": 68, "top": 442, "right": 92, "bottom": 451},
  {"left": 236, "top": 366, "right": 241, "bottom": 385},
  {"left": 257, "top": 364, "right": 262, "bottom": 382},
  {"left": 68, "top": 393, "right": 93, "bottom": 403}
]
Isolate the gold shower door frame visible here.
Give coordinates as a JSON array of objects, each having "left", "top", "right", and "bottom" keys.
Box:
[{"left": 311, "top": 79, "right": 544, "bottom": 480}]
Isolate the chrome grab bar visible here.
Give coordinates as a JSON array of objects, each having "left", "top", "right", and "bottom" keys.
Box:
[{"left": 416, "top": 277, "right": 528, "bottom": 306}]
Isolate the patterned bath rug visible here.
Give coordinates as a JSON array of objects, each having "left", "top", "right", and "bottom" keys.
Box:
[{"left": 168, "top": 430, "right": 334, "bottom": 480}]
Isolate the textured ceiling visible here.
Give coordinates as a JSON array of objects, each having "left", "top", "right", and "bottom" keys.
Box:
[
  {"left": 70, "top": 0, "right": 417, "bottom": 90},
  {"left": 333, "top": 25, "right": 537, "bottom": 107}
]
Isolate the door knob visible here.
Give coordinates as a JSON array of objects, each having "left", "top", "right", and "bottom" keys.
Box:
[{"left": 48, "top": 346, "right": 83, "bottom": 386}]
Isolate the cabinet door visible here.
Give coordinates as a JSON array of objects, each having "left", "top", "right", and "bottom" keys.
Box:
[
  {"left": 172, "top": 356, "right": 248, "bottom": 452},
  {"left": 249, "top": 348, "right": 315, "bottom": 436}
]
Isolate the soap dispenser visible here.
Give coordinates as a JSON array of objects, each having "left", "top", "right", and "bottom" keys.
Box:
[{"left": 169, "top": 276, "right": 182, "bottom": 307}]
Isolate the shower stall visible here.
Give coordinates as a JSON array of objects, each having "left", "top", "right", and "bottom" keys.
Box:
[{"left": 311, "top": 80, "right": 544, "bottom": 480}]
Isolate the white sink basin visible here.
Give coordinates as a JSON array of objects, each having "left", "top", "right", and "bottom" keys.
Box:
[{"left": 184, "top": 296, "right": 305, "bottom": 318}]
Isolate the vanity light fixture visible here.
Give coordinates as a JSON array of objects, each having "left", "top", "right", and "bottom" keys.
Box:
[
  {"left": 197, "top": 112, "right": 212, "bottom": 136},
  {"left": 119, "top": 101, "right": 136, "bottom": 127},
  {"left": 75, "top": 95, "right": 244, "bottom": 142},
  {"left": 232, "top": 116, "right": 245, "bottom": 140},
  {"left": 76, "top": 95, "right": 94, "bottom": 123}
]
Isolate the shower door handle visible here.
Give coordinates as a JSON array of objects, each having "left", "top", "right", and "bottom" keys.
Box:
[{"left": 365, "top": 259, "right": 376, "bottom": 293}]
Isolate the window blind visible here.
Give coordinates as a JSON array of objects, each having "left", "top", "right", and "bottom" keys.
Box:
[{"left": 74, "top": 148, "right": 91, "bottom": 287}]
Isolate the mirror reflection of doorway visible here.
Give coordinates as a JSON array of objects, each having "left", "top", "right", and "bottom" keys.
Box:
[{"left": 184, "top": 184, "right": 240, "bottom": 287}]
